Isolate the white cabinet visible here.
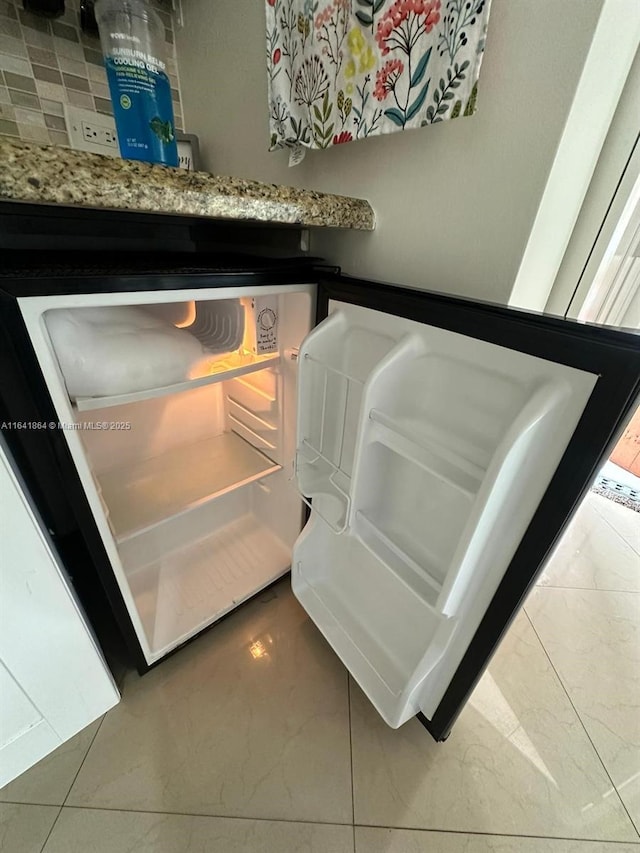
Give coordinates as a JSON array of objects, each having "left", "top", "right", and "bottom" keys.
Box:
[{"left": 0, "top": 438, "right": 119, "bottom": 787}]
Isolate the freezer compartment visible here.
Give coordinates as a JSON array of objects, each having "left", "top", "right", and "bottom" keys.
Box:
[
  {"left": 44, "top": 294, "right": 281, "bottom": 410},
  {"left": 119, "top": 485, "right": 292, "bottom": 660},
  {"left": 75, "top": 352, "right": 279, "bottom": 412},
  {"left": 147, "top": 298, "right": 245, "bottom": 353}
]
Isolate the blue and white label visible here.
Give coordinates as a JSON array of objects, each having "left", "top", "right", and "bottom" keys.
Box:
[{"left": 105, "top": 49, "right": 178, "bottom": 167}]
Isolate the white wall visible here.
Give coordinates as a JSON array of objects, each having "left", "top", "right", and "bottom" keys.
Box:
[
  {"left": 545, "top": 48, "right": 640, "bottom": 317},
  {"left": 178, "top": 0, "right": 618, "bottom": 304},
  {"left": 507, "top": 6, "right": 640, "bottom": 310}
]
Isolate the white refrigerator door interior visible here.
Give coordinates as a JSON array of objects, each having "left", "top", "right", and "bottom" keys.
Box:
[{"left": 292, "top": 301, "right": 598, "bottom": 728}]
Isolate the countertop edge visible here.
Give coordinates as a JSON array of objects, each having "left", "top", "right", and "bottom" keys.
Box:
[{"left": 0, "top": 137, "right": 376, "bottom": 232}]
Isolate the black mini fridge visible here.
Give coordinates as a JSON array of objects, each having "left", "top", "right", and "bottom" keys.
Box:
[{"left": 1, "top": 254, "right": 638, "bottom": 740}]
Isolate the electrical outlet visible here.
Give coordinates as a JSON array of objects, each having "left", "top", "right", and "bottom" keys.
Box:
[
  {"left": 64, "top": 105, "right": 119, "bottom": 157},
  {"left": 81, "top": 121, "right": 117, "bottom": 148}
]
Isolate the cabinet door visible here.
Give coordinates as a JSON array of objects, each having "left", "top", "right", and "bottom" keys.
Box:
[
  {"left": 0, "top": 439, "right": 119, "bottom": 786},
  {"left": 292, "top": 276, "right": 640, "bottom": 739}
]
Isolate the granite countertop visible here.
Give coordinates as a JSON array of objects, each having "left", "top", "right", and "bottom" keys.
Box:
[{"left": 0, "top": 136, "right": 375, "bottom": 231}]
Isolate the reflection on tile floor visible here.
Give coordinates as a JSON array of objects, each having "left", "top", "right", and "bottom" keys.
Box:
[
  {"left": 538, "top": 494, "right": 639, "bottom": 592},
  {"left": 1, "top": 494, "right": 638, "bottom": 852},
  {"left": 65, "top": 585, "right": 352, "bottom": 824},
  {"left": 526, "top": 587, "right": 640, "bottom": 831},
  {"left": 350, "top": 612, "right": 635, "bottom": 841}
]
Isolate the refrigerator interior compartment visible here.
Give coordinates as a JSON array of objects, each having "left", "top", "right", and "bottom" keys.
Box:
[
  {"left": 120, "top": 488, "right": 291, "bottom": 660},
  {"left": 97, "top": 431, "right": 281, "bottom": 542},
  {"left": 74, "top": 351, "right": 280, "bottom": 412},
  {"left": 292, "top": 518, "right": 456, "bottom": 717},
  {"left": 16, "top": 284, "right": 313, "bottom": 668}
]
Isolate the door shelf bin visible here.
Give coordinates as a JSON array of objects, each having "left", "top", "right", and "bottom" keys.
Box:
[
  {"left": 351, "top": 437, "right": 476, "bottom": 603},
  {"left": 292, "top": 524, "right": 456, "bottom": 726},
  {"left": 296, "top": 352, "right": 365, "bottom": 533},
  {"left": 355, "top": 511, "right": 444, "bottom": 608},
  {"left": 300, "top": 353, "right": 364, "bottom": 470},
  {"left": 296, "top": 439, "right": 351, "bottom": 533},
  {"left": 367, "top": 409, "right": 484, "bottom": 498}
]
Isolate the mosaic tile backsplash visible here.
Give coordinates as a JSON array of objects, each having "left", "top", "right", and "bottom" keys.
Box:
[{"left": 0, "top": 0, "right": 182, "bottom": 148}]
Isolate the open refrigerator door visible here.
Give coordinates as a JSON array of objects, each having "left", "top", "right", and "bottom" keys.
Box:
[{"left": 292, "top": 299, "right": 601, "bottom": 730}]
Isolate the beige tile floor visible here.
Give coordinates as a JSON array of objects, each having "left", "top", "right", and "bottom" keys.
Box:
[{"left": 1, "top": 492, "right": 638, "bottom": 852}]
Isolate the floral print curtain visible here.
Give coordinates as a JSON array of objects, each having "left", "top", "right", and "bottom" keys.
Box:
[{"left": 266, "top": 0, "right": 492, "bottom": 152}]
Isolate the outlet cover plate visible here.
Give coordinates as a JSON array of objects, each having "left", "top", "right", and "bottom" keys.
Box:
[{"left": 64, "top": 105, "right": 119, "bottom": 157}]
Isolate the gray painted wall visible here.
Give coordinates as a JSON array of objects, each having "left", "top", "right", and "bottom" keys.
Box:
[{"left": 177, "top": 0, "right": 603, "bottom": 304}]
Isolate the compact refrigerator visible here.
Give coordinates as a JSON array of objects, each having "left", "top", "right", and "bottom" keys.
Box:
[{"left": 1, "top": 256, "right": 639, "bottom": 741}]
